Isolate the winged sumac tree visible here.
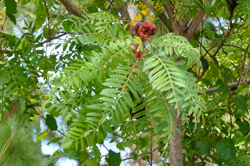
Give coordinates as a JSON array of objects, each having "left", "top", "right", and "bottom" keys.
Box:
[
  {"left": 54, "top": 14, "right": 205, "bottom": 165},
  {"left": 1, "top": 0, "right": 250, "bottom": 166}
]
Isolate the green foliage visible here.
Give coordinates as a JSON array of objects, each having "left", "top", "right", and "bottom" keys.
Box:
[
  {"left": 196, "top": 140, "right": 212, "bottom": 155},
  {"left": 1, "top": 0, "right": 250, "bottom": 165},
  {"left": 43, "top": 14, "right": 203, "bottom": 159},
  {"left": 3, "top": 0, "right": 17, "bottom": 24},
  {"left": 45, "top": 114, "right": 58, "bottom": 131},
  {"left": 105, "top": 150, "right": 121, "bottom": 166},
  {"left": 216, "top": 141, "right": 235, "bottom": 160}
]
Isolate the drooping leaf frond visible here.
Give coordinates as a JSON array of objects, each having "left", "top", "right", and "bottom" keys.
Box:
[{"left": 42, "top": 12, "right": 206, "bottom": 156}]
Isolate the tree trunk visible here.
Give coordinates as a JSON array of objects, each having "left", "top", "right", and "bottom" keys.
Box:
[{"left": 170, "top": 112, "right": 183, "bottom": 166}]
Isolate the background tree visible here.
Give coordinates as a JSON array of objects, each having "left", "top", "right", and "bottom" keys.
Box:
[
  {"left": 0, "top": 113, "right": 44, "bottom": 166},
  {"left": 0, "top": 0, "right": 250, "bottom": 166}
]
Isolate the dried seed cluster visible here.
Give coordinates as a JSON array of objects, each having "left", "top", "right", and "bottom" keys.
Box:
[
  {"left": 134, "top": 21, "right": 158, "bottom": 41},
  {"left": 134, "top": 21, "right": 158, "bottom": 59}
]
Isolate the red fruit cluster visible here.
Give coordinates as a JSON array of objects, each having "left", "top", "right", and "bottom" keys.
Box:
[
  {"left": 134, "top": 21, "right": 158, "bottom": 41},
  {"left": 134, "top": 21, "right": 158, "bottom": 59},
  {"left": 135, "top": 43, "right": 141, "bottom": 59}
]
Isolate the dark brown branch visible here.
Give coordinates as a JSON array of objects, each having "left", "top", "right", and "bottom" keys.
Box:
[
  {"left": 196, "top": 40, "right": 231, "bottom": 95},
  {"left": 43, "top": 0, "right": 50, "bottom": 21},
  {"left": 107, "top": 0, "right": 113, "bottom": 11},
  {"left": 141, "top": 0, "right": 171, "bottom": 32},
  {"left": 59, "top": 0, "right": 88, "bottom": 19},
  {"left": 46, "top": 76, "right": 64, "bottom": 108}
]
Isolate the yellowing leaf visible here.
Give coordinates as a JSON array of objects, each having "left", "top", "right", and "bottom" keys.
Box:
[
  {"left": 138, "top": 13, "right": 142, "bottom": 20},
  {"left": 135, "top": 16, "right": 138, "bottom": 22},
  {"left": 142, "top": 8, "right": 148, "bottom": 15},
  {"left": 131, "top": 19, "right": 135, "bottom": 24},
  {"left": 139, "top": 2, "right": 147, "bottom": 9},
  {"left": 29, "top": 98, "right": 35, "bottom": 102},
  {"left": 148, "top": 13, "right": 154, "bottom": 22}
]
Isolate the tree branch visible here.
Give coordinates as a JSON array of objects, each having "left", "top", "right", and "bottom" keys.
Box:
[
  {"left": 37, "top": 32, "right": 70, "bottom": 45},
  {"left": 199, "top": 80, "right": 250, "bottom": 95},
  {"left": 182, "top": 13, "right": 189, "bottom": 28},
  {"left": 48, "top": 154, "right": 67, "bottom": 166},
  {"left": 185, "top": 10, "right": 204, "bottom": 41},
  {"left": 0, "top": 50, "right": 10, "bottom": 54},
  {"left": 141, "top": 0, "right": 171, "bottom": 32},
  {"left": 241, "top": 45, "right": 249, "bottom": 73},
  {"left": 211, "top": 24, "right": 246, "bottom": 58},
  {"left": 163, "top": 1, "right": 181, "bottom": 34},
  {"left": 0, "top": 32, "right": 70, "bottom": 55},
  {"left": 59, "top": 0, "right": 88, "bottom": 19},
  {"left": 223, "top": 44, "right": 250, "bottom": 55},
  {"left": 34, "top": 109, "right": 66, "bottom": 137}
]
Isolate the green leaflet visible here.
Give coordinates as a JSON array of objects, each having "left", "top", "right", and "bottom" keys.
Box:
[{"left": 4, "top": 0, "right": 17, "bottom": 24}]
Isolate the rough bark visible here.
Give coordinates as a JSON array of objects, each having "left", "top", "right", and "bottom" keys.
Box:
[
  {"left": 161, "top": 2, "right": 205, "bottom": 166},
  {"left": 163, "top": 2, "right": 181, "bottom": 35},
  {"left": 185, "top": 10, "right": 204, "bottom": 41},
  {"left": 169, "top": 112, "right": 183, "bottom": 166}
]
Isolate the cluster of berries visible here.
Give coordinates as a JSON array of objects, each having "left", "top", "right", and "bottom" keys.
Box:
[
  {"left": 134, "top": 21, "right": 158, "bottom": 59},
  {"left": 134, "top": 21, "right": 158, "bottom": 41},
  {"left": 135, "top": 43, "right": 141, "bottom": 59}
]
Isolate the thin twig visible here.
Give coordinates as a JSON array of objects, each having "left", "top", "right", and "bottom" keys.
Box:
[
  {"left": 239, "top": 45, "right": 249, "bottom": 83},
  {"left": 34, "top": 109, "right": 66, "bottom": 137},
  {"left": 223, "top": 44, "right": 250, "bottom": 55},
  {"left": 0, "top": 33, "right": 70, "bottom": 55},
  {"left": 197, "top": 38, "right": 233, "bottom": 127},
  {"left": 36, "top": 32, "right": 69, "bottom": 45},
  {"left": 103, "top": 144, "right": 109, "bottom": 152},
  {"left": 48, "top": 154, "right": 67, "bottom": 166}
]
